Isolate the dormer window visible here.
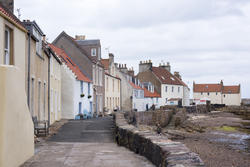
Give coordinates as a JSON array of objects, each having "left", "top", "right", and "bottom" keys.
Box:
[
  {"left": 91, "top": 48, "right": 96, "bottom": 56},
  {"left": 33, "top": 27, "right": 42, "bottom": 56}
]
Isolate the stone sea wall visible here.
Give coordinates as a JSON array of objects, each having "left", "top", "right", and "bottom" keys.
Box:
[{"left": 114, "top": 112, "right": 204, "bottom": 167}]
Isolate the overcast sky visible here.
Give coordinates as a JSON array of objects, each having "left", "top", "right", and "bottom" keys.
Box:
[{"left": 15, "top": 0, "right": 250, "bottom": 98}]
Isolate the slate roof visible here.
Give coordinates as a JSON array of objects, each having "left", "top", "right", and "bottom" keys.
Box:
[
  {"left": 0, "top": 3, "right": 26, "bottom": 32},
  {"left": 49, "top": 44, "right": 91, "bottom": 83},
  {"left": 152, "top": 67, "right": 188, "bottom": 87},
  {"left": 76, "top": 40, "right": 100, "bottom": 46},
  {"left": 193, "top": 83, "right": 240, "bottom": 94},
  {"left": 52, "top": 31, "right": 96, "bottom": 63},
  {"left": 144, "top": 88, "right": 161, "bottom": 98}
]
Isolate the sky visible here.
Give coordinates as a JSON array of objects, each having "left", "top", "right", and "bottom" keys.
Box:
[{"left": 15, "top": 0, "right": 250, "bottom": 98}]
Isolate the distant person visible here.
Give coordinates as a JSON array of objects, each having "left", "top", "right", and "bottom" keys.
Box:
[{"left": 146, "top": 104, "right": 149, "bottom": 111}]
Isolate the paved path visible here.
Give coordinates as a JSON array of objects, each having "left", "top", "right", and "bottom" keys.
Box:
[{"left": 22, "top": 117, "right": 155, "bottom": 167}]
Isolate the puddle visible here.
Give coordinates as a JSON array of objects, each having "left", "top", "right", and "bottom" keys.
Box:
[{"left": 209, "top": 131, "right": 250, "bottom": 153}]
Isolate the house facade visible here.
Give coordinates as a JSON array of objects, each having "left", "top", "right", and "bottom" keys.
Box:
[
  {"left": 143, "top": 82, "right": 161, "bottom": 109},
  {"left": 53, "top": 32, "right": 104, "bottom": 116},
  {"left": 137, "top": 61, "right": 190, "bottom": 107},
  {"left": 101, "top": 53, "right": 121, "bottom": 113},
  {"left": 0, "top": 2, "right": 34, "bottom": 166},
  {"left": 50, "top": 44, "right": 93, "bottom": 119},
  {"left": 47, "top": 46, "right": 62, "bottom": 125},
  {"left": 193, "top": 81, "right": 241, "bottom": 106},
  {"left": 23, "top": 20, "right": 49, "bottom": 122}
]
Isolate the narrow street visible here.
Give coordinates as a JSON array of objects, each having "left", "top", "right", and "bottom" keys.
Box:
[{"left": 21, "top": 117, "right": 154, "bottom": 167}]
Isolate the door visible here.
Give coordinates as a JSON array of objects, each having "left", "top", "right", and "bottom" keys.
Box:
[{"left": 79, "top": 102, "right": 82, "bottom": 114}]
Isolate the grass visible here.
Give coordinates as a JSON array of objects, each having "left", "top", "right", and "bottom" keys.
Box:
[{"left": 215, "top": 126, "right": 237, "bottom": 132}]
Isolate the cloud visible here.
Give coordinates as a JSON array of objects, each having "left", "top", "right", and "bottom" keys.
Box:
[{"left": 14, "top": 0, "right": 250, "bottom": 98}]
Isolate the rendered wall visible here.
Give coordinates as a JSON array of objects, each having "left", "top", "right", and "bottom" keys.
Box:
[
  {"left": 0, "top": 66, "right": 34, "bottom": 167},
  {"left": 61, "top": 64, "right": 75, "bottom": 119},
  {"left": 159, "top": 84, "right": 184, "bottom": 106},
  {"left": 105, "top": 74, "right": 121, "bottom": 111}
]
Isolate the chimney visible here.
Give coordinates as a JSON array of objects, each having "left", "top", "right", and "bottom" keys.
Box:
[
  {"left": 42, "top": 35, "right": 46, "bottom": 42},
  {"left": 0, "top": 0, "right": 14, "bottom": 13},
  {"left": 159, "top": 62, "right": 171, "bottom": 72},
  {"left": 128, "top": 68, "right": 135, "bottom": 77},
  {"left": 174, "top": 72, "right": 182, "bottom": 80},
  {"left": 75, "top": 35, "right": 85, "bottom": 40},
  {"left": 109, "top": 53, "right": 114, "bottom": 63},
  {"left": 139, "top": 60, "right": 153, "bottom": 73}
]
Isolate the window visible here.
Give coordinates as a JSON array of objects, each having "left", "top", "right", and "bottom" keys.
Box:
[
  {"left": 207, "top": 92, "right": 210, "bottom": 96},
  {"left": 165, "top": 86, "right": 168, "bottom": 92},
  {"left": 172, "top": 86, "right": 174, "bottom": 92},
  {"left": 43, "top": 83, "right": 46, "bottom": 120},
  {"left": 156, "top": 98, "right": 159, "bottom": 103},
  {"left": 4, "top": 27, "right": 13, "bottom": 65},
  {"left": 165, "top": 98, "right": 168, "bottom": 103},
  {"left": 51, "top": 89, "right": 53, "bottom": 113},
  {"left": 106, "top": 77, "right": 109, "bottom": 91},
  {"left": 118, "top": 80, "right": 120, "bottom": 92},
  {"left": 88, "top": 83, "right": 90, "bottom": 95},
  {"left": 31, "top": 78, "right": 35, "bottom": 116},
  {"left": 112, "top": 79, "right": 114, "bottom": 92},
  {"left": 38, "top": 81, "right": 41, "bottom": 120},
  {"left": 201, "top": 92, "right": 203, "bottom": 95},
  {"left": 80, "top": 81, "right": 83, "bottom": 94},
  {"left": 33, "top": 27, "right": 42, "bottom": 56},
  {"left": 91, "top": 48, "right": 97, "bottom": 56},
  {"left": 178, "top": 87, "right": 180, "bottom": 93},
  {"left": 216, "top": 92, "right": 218, "bottom": 95},
  {"left": 224, "top": 95, "right": 226, "bottom": 98}
]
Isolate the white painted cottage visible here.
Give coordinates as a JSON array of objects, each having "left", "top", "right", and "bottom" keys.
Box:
[
  {"left": 193, "top": 80, "right": 241, "bottom": 106},
  {"left": 50, "top": 44, "right": 93, "bottom": 119}
]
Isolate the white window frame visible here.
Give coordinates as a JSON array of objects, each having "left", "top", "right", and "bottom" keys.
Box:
[
  {"left": 91, "top": 48, "right": 97, "bottom": 56},
  {"left": 4, "top": 27, "right": 10, "bottom": 65}
]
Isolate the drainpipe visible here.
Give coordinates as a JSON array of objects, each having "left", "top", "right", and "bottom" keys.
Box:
[
  {"left": 27, "top": 32, "right": 31, "bottom": 107},
  {"left": 48, "top": 52, "right": 51, "bottom": 132}
]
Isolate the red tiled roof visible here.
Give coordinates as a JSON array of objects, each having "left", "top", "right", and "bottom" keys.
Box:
[
  {"left": 101, "top": 59, "right": 109, "bottom": 70},
  {"left": 49, "top": 44, "right": 91, "bottom": 83},
  {"left": 152, "top": 67, "right": 188, "bottom": 87},
  {"left": 129, "top": 82, "right": 143, "bottom": 90},
  {"left": 144, "top": 88, "right": 161, "bottom": 98},
  {"left": 223, "top": 86, "right": 240, "bottom": 94},
  {"left": 194, "top": 83, "right": 240, "bottom": 94},
  {"left": 193, "top": 84, "right": 222, "bottom": 92},
  {"left": 0, "top": 3, "right": 26, "bottom": 31}
]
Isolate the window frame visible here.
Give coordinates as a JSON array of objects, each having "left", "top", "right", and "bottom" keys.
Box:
[{"left": 4, "top": 26, "right": 13, "bottom": 65}]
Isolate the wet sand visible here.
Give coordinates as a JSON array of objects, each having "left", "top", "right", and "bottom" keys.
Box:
[{"left": 172, "top": 111, "right": 250, "bottom": 167}]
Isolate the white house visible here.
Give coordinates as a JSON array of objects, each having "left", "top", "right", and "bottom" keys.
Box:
[
  {"left": 130, "top": 81, "right": 145, "bottom": 111},
  {"left": 193, "top": 81, "right": 241, "bottom": 106},
  {"left": 50, "top": 44, "right": 93, "bottom": 119},
  {"left": 137, "top": 61, "right": 190, "bottom": 107},
  {"left": 143, "top": 82, "right": 161, "bottom": 110}
]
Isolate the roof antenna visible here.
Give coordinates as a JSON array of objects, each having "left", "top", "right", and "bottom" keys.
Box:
[{"left": 16, "top": 8, "right": 21, "bottom": 19}]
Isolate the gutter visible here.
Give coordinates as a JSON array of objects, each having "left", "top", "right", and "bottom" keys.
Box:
[
  {"left": 27, "top": 32, "right": 31, "bottom": 107},
  {"left": 48, "top": 52, "right": 51, "bottom": 131}
]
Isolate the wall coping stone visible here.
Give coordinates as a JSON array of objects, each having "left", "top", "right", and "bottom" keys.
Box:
[{"left": 114, "top": 112, "right": 204, "bottom": 167}]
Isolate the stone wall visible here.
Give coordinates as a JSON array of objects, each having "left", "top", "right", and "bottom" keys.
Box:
[
  {"left": 115, "top": 112, "right": 204, "bottom": 167},
  {"left": 185, "top": 105, "right": 210, "bottom": 113},
  {"left": 125, "top": 110, "right": 174, "bottom": 128}
]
